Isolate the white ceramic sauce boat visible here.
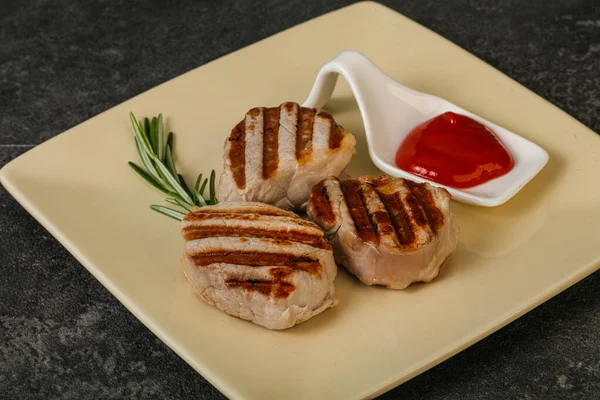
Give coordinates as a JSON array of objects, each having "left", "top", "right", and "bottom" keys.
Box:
[{"left": 302, "top": 50, "right": 549, "bottom": 207}]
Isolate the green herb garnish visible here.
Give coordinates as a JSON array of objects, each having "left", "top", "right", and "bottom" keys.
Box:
[{"left": 128, "top": 112, "right": 217, "bottom": 220}]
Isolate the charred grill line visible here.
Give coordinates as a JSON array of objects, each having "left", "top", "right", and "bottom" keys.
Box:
[
  {"left": 308, "top": 180, "right": 336, "bottom": 226},
  {"left": 225, "top": 267, "right": 296, "bottom": 299},
  {"left": 262, "top": 107, "right": 280, "bottom": 179},
  {"left": 296, "top": 107, "right": 315, "bottom": 163},
  {"left": 358, "top": 186, "right": 380, "bottom": 235},
  {"left": 184, "top": 212, "right": 318, "bottom": 228},
  {"left": 189, "top": 251, "right": 323, "bottom": 276},
  {"left": 406, "top": 181, "right": 444, "bottom": 233},
  {"left": 361, "top": 183, "right": 398, "bottom": 243},
  {"left": 340, "top": 180, "right": 377, "bottom": 243},
  {"left": 182, "top": 225, "right": 330, "bottom": 249},
  {"left": 377, "top": 190, "right": 416, "bottom": 247},
  {"left": 229, "top": 120, "right": 246, "bottom": 189},
  {"left": 317, "top": 110, "right": 344, "bottom": 150},
  {"left": 329, "top": 121, "right": 344, "bottom": 150},
  {"left": 403, "top": 189, "right": 430, "bottom": 229}
]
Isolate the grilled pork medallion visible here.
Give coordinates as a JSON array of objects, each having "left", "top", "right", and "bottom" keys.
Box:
[
  {"left": 181, "top": 202, "right": 338, "bottom": 330},
  {"left": 218, "top": 102, "right": 356, "bottom": 210},
  {"left": 307, "top": 176, "right": 459, "bottom": 289}
]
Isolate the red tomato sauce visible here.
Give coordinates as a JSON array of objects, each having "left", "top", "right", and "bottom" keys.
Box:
[{"left": 395, "top": 112, "right": 514, "bottom": 189}]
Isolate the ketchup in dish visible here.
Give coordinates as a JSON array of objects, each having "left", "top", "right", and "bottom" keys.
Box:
[{"left": 395, "top": 112, "right": 514, "bottom": 189}]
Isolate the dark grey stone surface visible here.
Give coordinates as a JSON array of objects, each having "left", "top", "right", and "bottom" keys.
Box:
[{"left": 1, "top": 0, "right": 598, "bottom": 398}]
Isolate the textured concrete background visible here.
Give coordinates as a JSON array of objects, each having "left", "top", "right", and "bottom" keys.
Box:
[{"left": 1, "top": 0, "right": 599, "bottom": 399}]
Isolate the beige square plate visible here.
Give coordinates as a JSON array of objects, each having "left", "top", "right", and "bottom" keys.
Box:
[{"left": 2, "top": 2, "right": 599, "bottom": 399}]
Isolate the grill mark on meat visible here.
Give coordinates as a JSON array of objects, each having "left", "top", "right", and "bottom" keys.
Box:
[
  {"left": 248, "top": 107, "right": 261, "bottom": 118},
  {"left": 262, "top": 107, "right": 280, "bottom": 179},
  {"left": 340, "top": 180, "right": 377, "bottom": 243},
  {"left": 378, "top": 190, "right": 416, "bottom": 246},
  {"left": 225, "top": 279, "right": 275, "bottom": 296},
  {"left": 372, "top": 210, "right": 396, "bottom": 236},
  {"left": 283, "top": 102, "right": 295, "bottom": 113},
  {"left": 360, "top": 183, "right": 397, "bottom": 243},
  {"left": 309, "top": 180, "right": 337, "bottom": 226},
  {"left": 182, "top": 225, "right": 330, "bottom": 249},
  {"left": 228, "top": 120, "right": 246, "bottom": 189},
  {"left": 403, "top": 190, "right": 429, "bottom": 228},
  {"left": 329, "top": 123, "right": 344, "bottom": 150},
  {"left": 357, "top": 185, "right": 380, "bottom": 236},
  {"left": 371, "top": 177, "right": 432, "bottom": 243},
  {"left": 270, "top": 267, "right": 296, "bottom": 298},
  {"left": 225, "top": 267, "right": 295, "bottom": 298},
  {"left": 318, "top": 110, "right": 344, "bottom": 150},
  {"left": 269, "top": 267, "right": 294, "bottom": 279},
  {"left": 296, "top": 107, "right": 315, "bottom": 164},
  {"left": 184, "top": 212, "right": 317, "bottom": 228},
  {"left": 189, "top": 251, "right": 322, "bottom": 276},
  {"left": 406, "top": 181, "right": 444, "bottom": 233}
]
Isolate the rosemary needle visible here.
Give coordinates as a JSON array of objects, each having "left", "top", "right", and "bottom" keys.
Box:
[{"left": 150, "top": 205, "right": 186, "bottom": 221}]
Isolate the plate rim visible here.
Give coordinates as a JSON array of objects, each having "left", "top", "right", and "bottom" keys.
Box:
[{"left": 1, "top": 2, "right": 599, "bottom": 399}]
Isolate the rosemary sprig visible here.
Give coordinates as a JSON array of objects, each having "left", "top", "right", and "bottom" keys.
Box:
[{"left": 128, "top": 112, "right": 218, "bottom": 220}]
